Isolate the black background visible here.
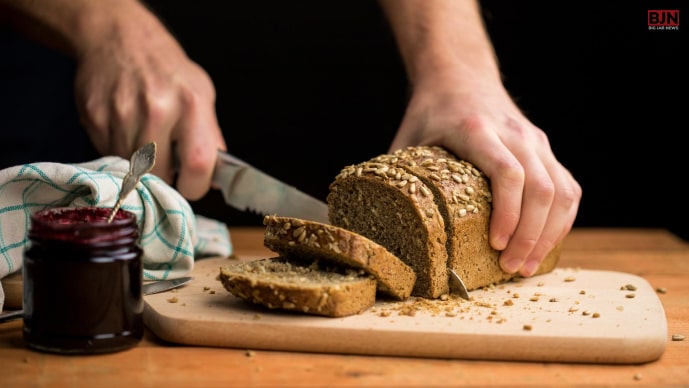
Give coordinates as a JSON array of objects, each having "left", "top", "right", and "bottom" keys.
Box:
[{"left": 1, "top": 1, "right": 687, "bottom": 240}]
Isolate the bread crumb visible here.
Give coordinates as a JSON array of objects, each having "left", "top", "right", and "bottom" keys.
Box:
[
  {"left": 167, "top": 296, "right": 179, "bottom": 303},
  {"left": 246, "top": 350, "right": 256, "bottom": 357},
  {"left": 656, "top": 287, "right": 667, "bottom": 294},
  {"left": 523, "top": 324, "right": 532, "bottom": 331},
  {"left": 633, "top": 373, "right": 642, "bottom": 381}
]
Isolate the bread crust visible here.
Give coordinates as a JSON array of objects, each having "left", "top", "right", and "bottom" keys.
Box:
[
  {"left": 327, "top": 158, "right": 449, "bottom": 298},
  {"left": 219, "top": 257, "right": 377, "bottom": 317},
  {"left": 387, "top": 146, "right": 507, "bottom": 290},
  {"left": 328, "top": 145, "right": 561, "bottom": 296},
  {"left": 263, "top": 215, "right": 416, "bottom": 300}
]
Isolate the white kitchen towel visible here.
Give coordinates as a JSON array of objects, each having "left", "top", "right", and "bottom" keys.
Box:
[{"left": 0, "top": 156, "right": 233, "bottom": 311}]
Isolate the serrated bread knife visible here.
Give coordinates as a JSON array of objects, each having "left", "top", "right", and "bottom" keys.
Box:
[{"left": 213, "top": 150, "right": 329, "bottom": 223}]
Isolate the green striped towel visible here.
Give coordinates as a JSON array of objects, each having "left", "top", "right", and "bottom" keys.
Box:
[{"left": 0, "top": 156, "right": 232, "bottom": 310}]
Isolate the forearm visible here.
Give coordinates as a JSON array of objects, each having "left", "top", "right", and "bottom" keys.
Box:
[
  {"left": 0, "top": 0, "right": 163, "bottom": 58},
  {"left": 377, "top": 0, "right": 502, "bottom": 89}
]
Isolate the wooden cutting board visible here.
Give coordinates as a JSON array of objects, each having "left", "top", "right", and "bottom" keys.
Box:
[{"left": 144, "top": 256, "right": 668, "bottom": 363}]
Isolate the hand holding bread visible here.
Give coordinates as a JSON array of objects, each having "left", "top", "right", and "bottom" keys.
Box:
[{"left": 220, "top": 146, "right": 564, "bottom": 317}]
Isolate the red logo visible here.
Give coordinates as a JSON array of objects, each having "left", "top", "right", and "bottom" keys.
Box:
[{"left": 648, "top": 10, "right": 680, "bottom": 26}]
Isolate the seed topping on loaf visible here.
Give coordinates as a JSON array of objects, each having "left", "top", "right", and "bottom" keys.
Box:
[
  {"left": 383, "top": 146, "right": 493, "bottom": 219},
  {"left": 334, "top": 162, "right": 441, "bottom": 220}
]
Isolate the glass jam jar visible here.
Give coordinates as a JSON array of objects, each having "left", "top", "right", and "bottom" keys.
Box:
[{"left": 23, "top": 206, "right": 144, "bottom": 354}]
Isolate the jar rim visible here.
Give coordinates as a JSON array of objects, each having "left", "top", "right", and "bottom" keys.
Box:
[{"left": 30, "top": 206, "right": 137, "bottom": 230}]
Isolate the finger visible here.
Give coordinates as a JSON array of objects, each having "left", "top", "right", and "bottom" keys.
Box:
[
  {"left": 520, "top": 164, "right": 581, "bottom": 276},
  {"left": 173, "top": 101, "right": 226, "bottom": 200},
  {"left": 74, "top": 74, "right": 113, "bottom": 156},
  {"left": 138, "top": 90, "right": 181, "bottom": 185},
  {"left": 107, "top": 75, "right": 144, "bottom": 158},
  {"left": 497, "top": 146, "right": 556, "bottom": 274}
]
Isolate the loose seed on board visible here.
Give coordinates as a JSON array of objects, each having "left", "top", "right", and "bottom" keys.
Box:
[{"left": 672, "top": 334, "right": 685, "bottom": 341}]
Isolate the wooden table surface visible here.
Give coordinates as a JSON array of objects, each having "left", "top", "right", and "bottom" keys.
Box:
[{"left": 2, "top": 227, "right": 688, "bottom": 387}]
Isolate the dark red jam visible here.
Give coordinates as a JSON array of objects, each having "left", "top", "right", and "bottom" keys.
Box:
[{"left": 23, "top": 207, "right": 143, "bottom": 354}]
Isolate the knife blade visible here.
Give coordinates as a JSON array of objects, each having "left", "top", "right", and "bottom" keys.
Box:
[
  {"left": 213, "top": 150, "right": 329, "bottom": 223},
  {"left": 0, "top": 277, "right": 193, "bottom": 324},
  {"left": 448, "top": 268, "right": 470, "bottom": 300},
  {"left": 142, "top": 276, "right": 193, "bottom": 295}
]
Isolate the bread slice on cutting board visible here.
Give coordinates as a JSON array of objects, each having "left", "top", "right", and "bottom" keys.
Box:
[
  {"left": 218, "top": 257, "right": 377, "bottom": 317},
  {"left": 262, "top": 215, "right": 416, "bottom": 300},
  {"left": 218, "top": 216, "right": 415, "bottom": 317},
  {"left": 327, "top": 145, "right": 561, "bottom": 298}
]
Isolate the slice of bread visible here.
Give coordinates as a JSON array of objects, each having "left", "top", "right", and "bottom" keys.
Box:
[
  {"left": 263, "top": 215, "right": 416, "bottom": 300},
  {"left": 218, "top": 257, "right": 376, "bottom": 317},
  {"left": 327, "top": 154, "right": 449, "bottom": 298},
  {"left": 327, "top": 145, "right": 561, "bottom": 297}
]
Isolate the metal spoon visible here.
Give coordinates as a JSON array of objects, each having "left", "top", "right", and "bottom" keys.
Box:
[{"left": 107, "top": 142, "right": 157, "bottom": 223}]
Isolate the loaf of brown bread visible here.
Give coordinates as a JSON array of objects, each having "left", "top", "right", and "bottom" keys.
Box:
[
  {"left": 263, "top": 215, "right": 416, "bottom": 300},
  {"left": 327, "top": 145, "right": 561, "bottom": 297},
  {"left": 326, "top": 150, "right": 449, "bottom": 298},
  {"left": 218, "top": 257, "right": 376, "bottom": 317}
]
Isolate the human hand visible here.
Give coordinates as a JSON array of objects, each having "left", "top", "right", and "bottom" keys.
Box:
[
  {"left": 389, "top": 74, "right": 581, "bottom": 277},
  {"left": 72, "top": 4, "right": 225, "bottom": 200}
]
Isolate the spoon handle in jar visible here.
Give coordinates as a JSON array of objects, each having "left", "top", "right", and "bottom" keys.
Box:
[{"left": 107, "top": 142, "right": 157, "bottom": 223}]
